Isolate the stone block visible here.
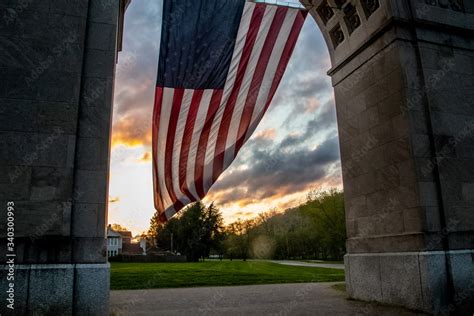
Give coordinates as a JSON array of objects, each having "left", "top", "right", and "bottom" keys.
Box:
[
  {"left": 36, "top": 101, "right": 78, "bottom": 134},
  {"left": 398, "top": 159, "right": 417, "bottom": 185},
  {"left": 86, "top": 22, "right": 117, "bottom": 51},
  {"left": 10, "top": 9, "right": 52, "bottom": 43},
  {"left": 380, "top": 253, "right": 424, "bottom": 310},
  {"left": 27, "top": 264, "right": 74, "bottom": 315},
  {"left": 359, "top": 106, "right": 379, "bottom": 131},
  {"left": 72, "top": 237, "right": 107, "bottom": 263},
  {"left": 7, "top": 0, "right": 50, "bottom": 13},
  {"left": 384, "top": 137, "right": 411, "bottom": 165},
  {"left": 0, "top": 264, "right": 30, "bottom": 315},
  {"left": 403, "top": 207, "right": 424, "bottom": 233},
  {"left": 83, "top": 48, "right": 116, "bottom": 78},
  {"left": 76, "top": 137, "right": 109, "bottom": 171},
  {"left": 378, "top": 90, "right": 403, "bottom": 120},
  {"left": 0, "top": 201, "right": 67, "bottom": 238},
  {"left": 355, "top": 216, "right": 377, "bottom": 238},
  {"left": 0, "top": 237, "right": 73, "bottom": 264},
  {"left": 30, "top": 166, "right": 74, "bottom": 201},
  {"left": 457, "top": 137, "right": 474, "bottom": 159},
  {"left": 418, "top": 181, "right": 439, "bottom": 207},
  {"left": 408, "top": 110, "right": 430, "bottom": 135},
  {"left": 0, "top": 98, "right": 76, "bottom": 134},
  {"left": 0, "top": 98, "right": 37, "bottom": 132},
  {"left": 431, "top": 111, "right": 471, "bottom": 136},
  {"left": 79, "top": 101, "right": 111, "bottom": 139},
  {"left": 80, "top": 76, "right": 114, "bottom": 109},
  {"left": 425, "top": 206, "right": 442, "bottom": 232},
  {"left": 346, "top": 195, "right": 367, "bottom": 219},
  {"left": 73, "top": 170, "right": 108, "bottom": 204},
  {"left": 462, "top": 182, "right": 474, "bottom": 204},
  {"left": 49, "top": 0, "right": 88, "bottom": 17},
  {"left": 391, "top": 182, "right": 419, "bottom": 209},
  {"left": 47, "top": 13, "right": 87, "bottom": 45},
  {"left": 371, "top": 120, "right": 395, "bottom": 145},
  {"left": 72, "top": 203, "right": 106, "bottom": 238},
  {"left": 412, "top": 134, "right": 431, "bottom": 158},
  {"left": 0, "top": 165, "right": 31, "bottom": 200},
  {"left": 5, "top": 69, "right": 82, "bottom": 103},
  {"left": 414, "top": 157, "right": 436, "bottom": 182},
  {"left": 89, "top": 0, "right": 119, "bottom": 24},
  {"left": 448, "top": 250, "right": 474, "bottom": 315},
  {"left": 74, "top": 263, "right": 110, "bottom": 316},
  {"left": 0, "top": 132, "right": 71, "bottom": 168},
  {"left": 448, "top": 206, "right": 474, "bottom": 232},
  {"left": 418, "top": 252, "right": 448, "bottom": 313},
  {"left": 374, "top": 165, "right": 400, "bottom": 190},
  {"left": 345, "top": 254, "right": 382, "bottom": 302}
]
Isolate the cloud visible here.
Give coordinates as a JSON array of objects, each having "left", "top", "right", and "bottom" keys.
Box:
[
  {"left": 208, "top": 134, "right": 341, "bottom": 206},
  {"left": 138, "top": 152, "right": 152, "bottom": 162},
  {"left": 112, "top": 1, "right": 161, "bottom": 148},
  {"left": 111, "top": 112, "right": 152, "bottom": 147},
  {"left": 279, "top": 99, "right": 337, "bottom": 149},
  {"left": 254, "top": 128, "right": 277, "bottom": 140},
  {"left": 110, "top": 2, "right": 342, "bottom": 228},
  {"left": 109, "top": 196, "right": 120, "bottom": 203}
]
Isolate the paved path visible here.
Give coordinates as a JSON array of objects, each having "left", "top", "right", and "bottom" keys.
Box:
[
  {"left": 110, "top": 283, "right": 423, "bottom": 316},
  {"left": 271, "top": 260, "right": 345, "bottom": 270}
]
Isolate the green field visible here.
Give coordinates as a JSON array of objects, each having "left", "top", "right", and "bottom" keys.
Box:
[{"left": 110, "top": 261, "right": 345, "bottom": 290}]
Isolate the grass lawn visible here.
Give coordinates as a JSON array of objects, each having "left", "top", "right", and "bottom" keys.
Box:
[{"left": 110, "top": 261, "right": 345, "bottom": 290}]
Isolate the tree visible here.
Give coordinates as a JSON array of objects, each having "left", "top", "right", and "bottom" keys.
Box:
[
  {"left": 221, "top": 188, "right": 346, "bottom": 261},
  {"left": 148, "top": 202, "right": 225, "bottom": 262},
  {"left": 110, "top": 223, "right": 129, "bottom": 232}
]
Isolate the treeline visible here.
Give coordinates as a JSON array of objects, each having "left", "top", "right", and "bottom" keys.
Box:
[{"left": 148, "top": 189, "right": 346, "bottom": 262}]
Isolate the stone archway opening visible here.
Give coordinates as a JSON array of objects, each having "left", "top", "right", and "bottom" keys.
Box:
[
  {"left": 110, "top": 1, "right": 474, "bottom": 314},
  {"left": 3, "top": 0, "right": 474, "bottom": 314}
]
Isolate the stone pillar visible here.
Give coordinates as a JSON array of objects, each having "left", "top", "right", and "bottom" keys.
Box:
[
  {"left": 302, "top": 0, "right": 474, "bottom": 314},
  {"left": 0, "top": 0, "right": 127, "bottom": 314}
]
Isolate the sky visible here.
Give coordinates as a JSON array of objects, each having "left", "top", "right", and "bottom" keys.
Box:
[{"left": 108, "top": 1, "right": 342, "bottom": 235}]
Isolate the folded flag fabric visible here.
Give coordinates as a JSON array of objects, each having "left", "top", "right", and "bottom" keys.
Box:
[{"left": 153, "top": 0, "right": 307, "bottom": 222}]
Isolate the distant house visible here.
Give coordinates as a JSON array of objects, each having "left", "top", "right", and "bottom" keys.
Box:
[{"left": 106, "top": 225, "right": 146, "bottom": 257}]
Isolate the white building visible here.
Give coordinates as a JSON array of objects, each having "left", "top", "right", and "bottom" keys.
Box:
[
  {"left": 107, "top": 227, "right": 123, "bottom": 257},
  {"left": 107, "top": 225, "right": 147, "bottom": 257}
]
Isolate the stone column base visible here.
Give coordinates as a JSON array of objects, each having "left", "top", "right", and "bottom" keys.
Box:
[
  {"left": 0, "top": 263, "right": 110, "bottom": 315},
  {"left": 345, "top": 250, "right": 474, "bottom": 315}
]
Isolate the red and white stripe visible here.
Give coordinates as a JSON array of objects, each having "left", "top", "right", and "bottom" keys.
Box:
[{"left": 153, "top": 2, "right": 307, "bottom": 221}]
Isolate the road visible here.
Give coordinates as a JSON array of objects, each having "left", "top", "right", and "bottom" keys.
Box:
[
  {"left": 110, "top": 283, "right": 423, "bottom": 315},
  {"left": 271, "top": 260, "right": 345, "bottom": 270}
]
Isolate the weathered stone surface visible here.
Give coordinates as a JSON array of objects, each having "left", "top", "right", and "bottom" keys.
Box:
[
  {"left": 72, "top": 203, "right": 106, "bottom": 238},
  {"left": 0, "top": 264, "right": 29, "bottom": 315},
  {"left": 0, "top": 263, "right": 110, "bottom": 315},
  {"left": 72, "top": 237, "right": 107, "bottom": 264},
  {"left": 73, "top": 169, "right": 108, "bottom": 204},
  {"left": 345, "top": 254, "right": 382, "bottom": 302},
  {"left": 27, "top": 264, "right": 74, "bottom": 315},
  {"left": 86, "top": 22, "right": 117, "bottom": 51},
  {"left": 379, "top": 254, "right": 423, "bottom": 310},
  {"left": 0, "top": 0, "right": 121, "bottom": 313},
  {"left": 74, "top": 263, "right": 110, "bottom": 316}
]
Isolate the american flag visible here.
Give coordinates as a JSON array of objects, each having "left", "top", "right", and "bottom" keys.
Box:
[{"left": 153, "top": 0, "right": 307, "bottom": 221}]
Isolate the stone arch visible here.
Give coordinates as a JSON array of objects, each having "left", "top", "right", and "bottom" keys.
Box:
[
  {"left": 300, "top": 0, "right": 474, "bottom": 314},
  {"left": 0, "top": 0, "right": 473, "bottom": 314}
]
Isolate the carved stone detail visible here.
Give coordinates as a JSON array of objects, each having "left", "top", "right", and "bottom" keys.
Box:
[
  {"left": 425, "top": 0, "right": 464, "bottom": 11},
  {"left": 343, "top": 4, "right": 361, "bottom": 34},
  {"left": 361, "top": 0, "right": 380, "bottom": 18},
  {"left": 317, "top": 0, "right": 335, "bottom": 25},
  {"left": 330, "top": 24, "right": 345, "bottom": 48},
  {"left": 334, "top": 0, "right": 347, "bottom": 8}
]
